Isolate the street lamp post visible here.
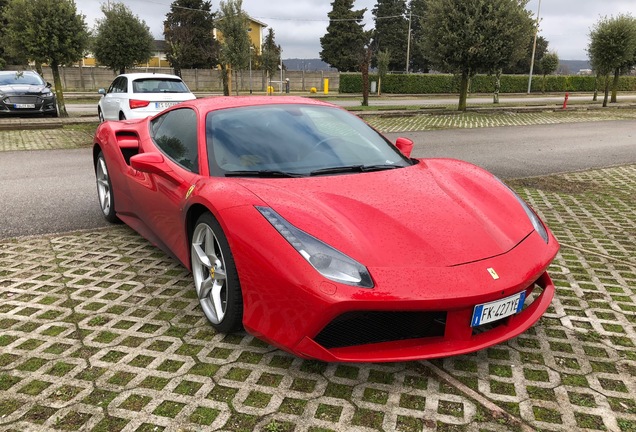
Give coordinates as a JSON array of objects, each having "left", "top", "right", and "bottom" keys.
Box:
[
  {"left": 527, "top": 0, "right": 542, "bottom": 94},
  {"left": 249, "top": 46, "right": 254, "bottom": 94}
]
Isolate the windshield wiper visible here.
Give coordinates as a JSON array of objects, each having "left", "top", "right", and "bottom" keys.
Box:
[
  {"left": 310, "top": 164, "right": 400, "bottom": 176},
  {"left": 225, "top": 170, "right": 303, "bottom": 178}
]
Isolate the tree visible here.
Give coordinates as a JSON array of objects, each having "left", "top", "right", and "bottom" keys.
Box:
[
  {"left": 164, "top": 0, "right": 219, "bottom": 77},
  {"left": 372, "top": 0, "right": 408, "bottom": 71},
  {"left": 587, "top": 14, "right": 636, "bottom": 106},
  {"left": 216, "top": 0, "right": 250, "bottom": 95},
  {"left": 93, "top": 2, "right": 153, "bottom": 74},
  {"left": 376, "top": 49, "right": 390, "bottom": 95},
  {"left": 539, "top": 51, "right": 559, "bottom": 92},
  {"left": 504, "top": 35, "right": 549, "bottom": 74},
  {"left": 260, "top": 28, "right": 281, "bottom": 86},
  {"left": 420, "top": 0, "right": 533, "bottom": 111},
  {"left": 3, "top": 0, "right": 88, "bottom": 117},
  {"left": 407, "top": 0, "right": 429, "bottom": 73},
  {"left": 320, "top": 0, "right": 368, "bottom": 72},
  {"left": 0, "top": 0, "right": 28, "bottom": 68}
]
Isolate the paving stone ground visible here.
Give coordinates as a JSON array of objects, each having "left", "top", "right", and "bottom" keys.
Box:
[
  {"left": 2, "top": 109, "right": 636, "bottom": 152},
  {"left": 1, "top": 165, "right": 635, "bottom": 432}
]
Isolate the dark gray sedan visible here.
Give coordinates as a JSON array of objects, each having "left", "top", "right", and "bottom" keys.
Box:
[{"left": 0, "top": 70, "right": 57, "bottom": 117}]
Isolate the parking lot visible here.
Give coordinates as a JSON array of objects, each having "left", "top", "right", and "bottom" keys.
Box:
[{"left": 0, "top": 109, "right": 635, "bottom": 431}]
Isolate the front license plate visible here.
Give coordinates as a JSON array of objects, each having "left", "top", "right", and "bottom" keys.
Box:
[
  {"left": 471, "top": 291, "right": 526, "bottom": 327},
  {"left": 155, "top": 102, "right": 177, "bottom": 109},
  {"left": 14, "top": 103, "right": 36, "bottom": 109}
]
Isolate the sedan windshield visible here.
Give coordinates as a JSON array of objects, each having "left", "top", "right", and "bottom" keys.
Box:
[
  {"left": 0, "top": 72, "right": 45, "bottom": 86},
  {"left": 206, "top": 104, "right": 412, "bottom": 177}
]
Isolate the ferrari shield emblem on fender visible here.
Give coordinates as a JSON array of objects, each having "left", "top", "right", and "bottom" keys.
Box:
[
  {"left": 185, "top": 185, "right": 195, "bottom": 200},
  {"left": 488, "top": 268, "right": 500, "bottom": 280}
]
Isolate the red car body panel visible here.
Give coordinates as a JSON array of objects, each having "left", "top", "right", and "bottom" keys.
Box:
[{"left": 93, "top": 96, "right": 559, "bottom": 362}]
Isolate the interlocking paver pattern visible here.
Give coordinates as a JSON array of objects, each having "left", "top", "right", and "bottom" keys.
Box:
[
  {"left": 366, "top": 109, "right": 636, "bottom": 132},
  {"left": 2, "top": 110, "right": 636, "bottom": 152},
  {"left": 1, "top": 164, "right": 635, "bottom": 431}
]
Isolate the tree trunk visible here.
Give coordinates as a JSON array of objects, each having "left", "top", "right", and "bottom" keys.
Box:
[
  {"left": 119, "top": 66, "right": 125, "bottom": 75},
  {"left": 35, "top": 62, "right": 43, "bottom": 77},
  {"left": 361, "top": 47, "right": 371, "bottom": 107},
  {"left": 611, "top": 68, "right": 620, "bottom": 103},
  {"left": 458, "top": 72, "right": 469, "bottom": 111},
  {"left": 378, "top": 77, "right": 382, "bottom": 96},
  {"left": 542, "top": 74, "right": 546, "bottom": 94},
  {"left": 220, "top": 65, "right": 230, "bottom": 96},
  {"left": 51, "top": 62, "right": 67, "bottom": 118},
  {"left": 493, "top": 69, "right": 501, "bottom": 104},
  {"left": 593, "top": 74, "right": 598, "bottom": 102},
  {"left": 603, "top": 74, "right": 610, "bottom": 108}
]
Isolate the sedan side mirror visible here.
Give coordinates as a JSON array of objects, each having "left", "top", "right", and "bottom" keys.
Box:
[
  {"left": 98, "top": 88, "right": 106, "bottom": 95},
  {"left": 46, "top": 82, "right": 52, "bottom": 88},
  {"left": 395, "top": 137, "right": 414, "bottom": 158},
  {"left": 130, "top": 152, "right": 183, "bottom": 185}
]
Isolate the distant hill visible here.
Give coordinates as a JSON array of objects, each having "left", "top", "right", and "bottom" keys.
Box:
[
  {"left": 559, "top": 59, "right": 591, "bottom": 74},
  {"left": 283, "top": 58, "right": 337, "bottom": 72}
]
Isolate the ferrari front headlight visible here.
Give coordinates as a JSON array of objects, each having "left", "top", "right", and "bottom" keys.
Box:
[
  {"left": 257, "top": 206, "right": 374, "bottom": 288},
  {"left": 497, "top": 178, "right": 549, "bottom": 243}
]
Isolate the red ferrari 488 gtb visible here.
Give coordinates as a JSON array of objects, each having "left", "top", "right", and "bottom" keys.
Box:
[{"left": 93, "top": 97, "right": 559, "bottom": 362}]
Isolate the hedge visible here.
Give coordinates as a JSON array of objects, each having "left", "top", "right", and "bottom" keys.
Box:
[{"left": 339, "top": 73, "right": 636, "bottom": 94}]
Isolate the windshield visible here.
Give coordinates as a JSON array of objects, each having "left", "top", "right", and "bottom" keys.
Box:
[
  {"left": 206, "top": 104, "right": 412, "bottom": 177},
  {"left": 0, "top": 72, "right": 45, "bottom": 86},
  {"left": 132, "top": 78, "right": 190, "bottom": 93}
]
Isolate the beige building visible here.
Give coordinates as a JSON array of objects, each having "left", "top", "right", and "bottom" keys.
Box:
[{"left": 81, "top": 17, "right": 267, "bottom": 68}]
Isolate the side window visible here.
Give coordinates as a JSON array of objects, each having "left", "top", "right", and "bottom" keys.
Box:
[
  {"left": 117, "top": 77, "right": 128, "bottom": 93},
  {"left": 107, "top": 78, "right": 119, "bottom": 94},
  {"left": 151, "top": 108, "right": 199, "bottom": 173}
]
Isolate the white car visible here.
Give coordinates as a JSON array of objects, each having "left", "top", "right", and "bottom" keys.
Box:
[{"left": 97, "top": 73, "right": 196, "bottom": 121}]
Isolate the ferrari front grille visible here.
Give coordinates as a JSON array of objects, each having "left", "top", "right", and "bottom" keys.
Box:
[{"left": 314, "top": 311, "right": 447, "bottom": 349}]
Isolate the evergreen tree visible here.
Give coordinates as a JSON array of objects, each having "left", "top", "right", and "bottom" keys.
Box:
[
  {"left": 407, "top": 0, "right": 428, "bottom": 73},
  {"left": 588, "top": 14, "right": 636, "bottom": 106},
  {"left": 420, "top": 0, "right": 533, "bottom": 111},
  {"left": 0, "top": 0, "right": 28, "bottom": 68},
  {"left": 504, "top": 35, "right": 549, "bottom": 74},
  {"left": 93, "top": 2, "right": 154, "bottom": 74},
  {"left": 320, "top": 0, "right": 367, "bottom": 72},
  {"left": 164, "top": 0, "right": 219, "bottom": 77},
  {"left": 4, "top": 0, "right": 88, "bottom": 117},
  {"left": 372, "top": 0, "right": 408, "bottom": 71},
  {"left": 216, "top": 0, "right": 250, "bottom": 95},
  {"left": 261, "top": 28, "right": 281, "bottom": 83},
  {"left": 539, "top": 51, "right": 559, "bottom": 92}
]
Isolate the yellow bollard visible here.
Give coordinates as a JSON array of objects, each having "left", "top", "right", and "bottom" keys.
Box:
[
  {"left": 323, "top": 78, "right": 329, "bottom": 95},
  {"left": 267, "top": 85, "right": 274, "bottom": 95}
]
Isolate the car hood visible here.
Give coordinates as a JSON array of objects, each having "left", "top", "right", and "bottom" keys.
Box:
[
  {"left": 237, "top": 159, "right": 535, "bottom": 268},
  {"left": 0, "top": 84, "right": 47, "bottom": 94}
]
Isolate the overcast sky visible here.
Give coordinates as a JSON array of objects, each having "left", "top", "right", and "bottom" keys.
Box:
[{"left": 76, "top": 0, "right": 635, "bottom": 61}]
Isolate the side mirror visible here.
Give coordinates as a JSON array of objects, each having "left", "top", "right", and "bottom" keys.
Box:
[
  {"left": 46, "top": 82, "right": 52, "bottom": 88},
  {"left": 395, "top": 137, "right": 414, "bottom": 158},
  {"left": 98, "top": 88, "right": 106, "bottom": 95},
  {"left": 130, "top": 152, "right": 183, "bottom": 185}
]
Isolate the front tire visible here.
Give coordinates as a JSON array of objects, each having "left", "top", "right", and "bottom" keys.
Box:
[
  {"left": 191, "top": 213, "right": 243, "bottom": 333},
  {"left": 95, "top": 151, "right": 119, "bottom": 223}
]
